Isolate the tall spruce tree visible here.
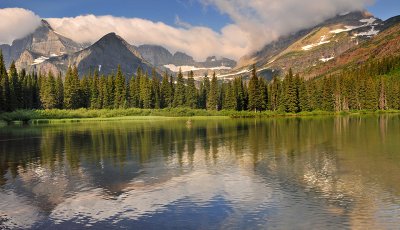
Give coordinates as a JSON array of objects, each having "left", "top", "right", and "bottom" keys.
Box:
[
  {"left": 40, "top": 71, "right": 57, "bottom": 109},
  {"left": 185, "top": 71, "right": 197, "bottom": 108},
  {"left": 248, "top": 65, "right": 260, "bottom": 112},
  {"left": 173, "top": 69, "right": 186, "bottom": 107},
  {"left": 55, "top": 73, "right": 64, "bottom": 109},
  {"left": 207, "top": 72, "right": 218, "bottom": 110},
  {"left": 114, "top": 65, "right": 126, "bottom": 108}
]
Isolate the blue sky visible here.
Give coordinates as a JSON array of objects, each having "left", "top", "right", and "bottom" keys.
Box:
[{"left": 1, "top": 0, "right": 399, "bottom": 31}]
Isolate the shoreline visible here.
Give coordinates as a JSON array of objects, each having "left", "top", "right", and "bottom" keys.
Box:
[{"left": 1, "top": 108, "right": 400, "bottom": 125}]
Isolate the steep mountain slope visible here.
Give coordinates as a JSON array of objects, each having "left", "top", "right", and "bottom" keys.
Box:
[
  {"left": 0, "top": 20, "right": 83, "bottom": 68},
  {"left": 306, "top": 15, "right": 400, "bottom": 78},
  {"left": 32, "top": 33, "right": 154, "bottom": 76},
  {"left": 228, "top": 11, "right": 383, "bottom": 80}
]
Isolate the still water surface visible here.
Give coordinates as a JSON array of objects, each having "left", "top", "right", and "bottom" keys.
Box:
[{"left": 0, "top": 116, "right": 400, "bottom": 229}]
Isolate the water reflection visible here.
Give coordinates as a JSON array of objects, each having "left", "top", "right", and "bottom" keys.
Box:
[{"left": 0, "top": 116, "right": 400, "bottom": 229}]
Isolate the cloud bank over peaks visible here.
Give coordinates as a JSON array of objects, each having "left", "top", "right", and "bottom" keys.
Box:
[
  {"left": 46, "top": 15, "right": 249, "bottom": 61},
  {"left": 0, "top": 8, "right": 42, "bottom": 45}
]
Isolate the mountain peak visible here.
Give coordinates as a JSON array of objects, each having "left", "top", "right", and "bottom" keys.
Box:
[{"left": 40, "top": 19, "right": 53, "bottom": 30}]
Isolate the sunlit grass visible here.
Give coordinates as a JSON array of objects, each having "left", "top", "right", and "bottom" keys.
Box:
[{"left": 1, "top": 108, "right": 400, "bottom": 124}]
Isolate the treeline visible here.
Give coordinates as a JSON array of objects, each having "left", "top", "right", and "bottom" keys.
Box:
[{"left": 1, "top": 50, "right": 400, "bottom": 113}]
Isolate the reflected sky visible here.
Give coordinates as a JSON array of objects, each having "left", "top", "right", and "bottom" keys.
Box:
[{"left": 1, "top": 116, "right": 400, "bottom": 229}]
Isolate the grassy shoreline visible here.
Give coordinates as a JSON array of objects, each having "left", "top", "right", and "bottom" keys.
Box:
[{"left": 1, "top": 108, "right": 400, "bottom": 125}]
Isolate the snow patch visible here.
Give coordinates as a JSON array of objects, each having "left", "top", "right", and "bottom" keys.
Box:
[
  {"left": 360, "top": 18, "right": 377, "bottom": 25},
  {"left": 320, "top": 56, "right": 335, "bottom": 62},
  {"left": 302, "top": 35, "right": 330, "bottom": 51},
  {"left": 354, "top": 26, "right": 379, "bottom": 37},
  {"left": 163, "top": 64, "right": 231, "bottom": 72},
  {"left": 31, "top": 56, "right": 49, "bottom": 65}
]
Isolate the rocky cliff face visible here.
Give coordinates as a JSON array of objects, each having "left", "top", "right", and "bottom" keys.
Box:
[
  {"left": 32, "top": 33, "right": 154, "bottom": 77},
  {"left": 2, "top": 20, "right": 83, "bottom": 69}
]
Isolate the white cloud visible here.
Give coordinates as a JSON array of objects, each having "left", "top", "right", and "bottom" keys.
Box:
[{"left": 0, "top": 8, "right": 42, "bottom": 45}]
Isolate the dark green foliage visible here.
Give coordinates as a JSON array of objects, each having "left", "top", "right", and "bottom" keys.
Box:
[
  {"left": 160, "top": 71, "right": 173, "bottom": 108},
  {"left": 173, "top": 69, "right": 186, "bottom": 107},
  {"left": 64, "top": 66, "right": 81, "bottom": 109},
  {"left": 114, "top": 65, "right": 126, "bottom": 108},
  {"left": 185, "top": 71, "right": 197, "bottom": 109},
  {"left": 55, "top": 74, "right": 64, "bottom": 109},
  {"left": 248, "top": 66, "right": 261, "bottom": 112},
  {"left": 40, "top": 71, "right": 57, "bottom": 109},
  {"left": 207, "top": 72, "right": 218, "bottom": 110}
]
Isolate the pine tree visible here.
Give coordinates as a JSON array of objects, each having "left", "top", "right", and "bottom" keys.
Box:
[
  {"left": 198, "top": 75, "right": 209, "bottom": 109},
  {"left": 90, "top": 70, "right": 100, "bottom": 109},
  {"left": 114, "top": 65, "right": 126, "bottom": 108},
  {"left": 234, "top": 77, "right": 246, "bottom": 111},
  {"left": 0, "top": 50, "right": 7, "bottom": 111},
  {"left": 80, "top": 75, "right": 91, "bottom": 108},
  {"left": 283, "top": 69, "right": 298, "bottom": 113},
  {"left": 185, "top": 71, "right": 197, "bottom": 108},
  {"left": 160, "top": 71, "right": 173, "bottom": 108},
  {"left": 223, "top": 82, "right": 236, "bottom": 110},
  {"left": 55, "top": 73, "right": 64, "bottom": 109},
  {"left": 207, "top": 72, "right": 218, "bottom": 110},
  {"left": 173, "top": 69, "right": 186, "bottom": 107},
  {"left": 8, "top": 61, "right": 21, "bottom": 110},
  {"left": 268, "top": 77, "right": 281, "bottom": 111},
  {"left": 105, "top": 74, "right": 115, "bottom": 109},
  {"left": 64, "top": 66, "right": 81, "bottom": 109},
  {"left": 248, "top": 65, "right": 260, "bottom": 112},
  {"left": 151, "top": 69, "right": 161, "bottom": 109},
  {"left": 40, "top": 71, "right": 57, "bottom": 109}
]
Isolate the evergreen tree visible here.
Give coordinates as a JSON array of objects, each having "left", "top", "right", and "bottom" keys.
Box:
[
  {"left": 90, "top": 70, "right": 100, "bottom": 109},
  {"left": 173, "top": 69, "right": 186, "bottom": 107},
  {"left": 151, "top": 69, "right": 161, "bottom": 109},
  {"left": 140, "top": 72, "right": 152, "bottom": 109},
  {"left": 64, "top": 66, "right": 81, "bottom": 109},
  {"left": 40, "top": 71, "right": 57, "bottom": 109},
  {"left": 80, "top": 75, "right": 91, "bottom": 108},
  {"left": 283, "top": 69, "right": 299, "bottom": 113},
  {"left": 8, "top": 61, "right": 21, "bottom": 110},
  {"left": 160, "top": 71, "right": 173, "bottom": 108},
  {"left": 198, "top": 75, "right": 209, "bottom": 109},
  {"left": 185, "top": 71, "right": 197, "bottom": 108},
  {"left": 223, "top": 82, "right": 236, "bottom": 110},
  {"left": 55, "top": 73, "right": 64, "bottom": 109},
  {"left": 114, "top": 65, "right": 126, "bottom": 108},
  {"left": 248, "top": 65, "right": 260, "bottom": 112},
  {"left": 207, "top": 72, "right": 218, "bottom": 110},
  {"left": 0, "top": 51, "right": 7, "bottom": 111}
]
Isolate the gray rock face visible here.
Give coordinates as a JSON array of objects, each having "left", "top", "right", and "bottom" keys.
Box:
[
  {"left": 2, "top": 20, "right": 83, "bottom": 69},
  {"left": 137, "top": 45, "right": 173, "bottom": 66},
  {"left": 33, "top": 33, "right": 154, "bottom": 77}
]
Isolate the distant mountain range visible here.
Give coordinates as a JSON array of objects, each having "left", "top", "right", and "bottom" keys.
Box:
[
  {"left": 0, "top": 19, "right": 235, "bottom": 77},
  {"left": 0, "top": 11, "right": 399, "bottom": 80}
]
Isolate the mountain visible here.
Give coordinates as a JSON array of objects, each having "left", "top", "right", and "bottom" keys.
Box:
[
  {"left": 228, "top": 11, "right": 385, "bottom": 80},
  {"left": 1, "top": 20, "right": 83, "bottom": 68},
  {"left": 137, "top": 44, "right": 236, "bottom": 77},
  {"left": 306, "top": 15, "right": 400, "bottom": 78},
  {"left": 27, "top": 33, "right": 154, "bottom": 76}
]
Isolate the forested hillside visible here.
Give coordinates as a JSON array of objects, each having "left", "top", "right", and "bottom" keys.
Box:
[{"left": 1, "top": 48, "right": 400, "bottom": 113}]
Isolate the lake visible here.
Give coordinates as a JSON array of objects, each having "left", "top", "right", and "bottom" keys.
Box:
[{"left": 1, "top": 115, "right": 400, "bottom": 229}]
